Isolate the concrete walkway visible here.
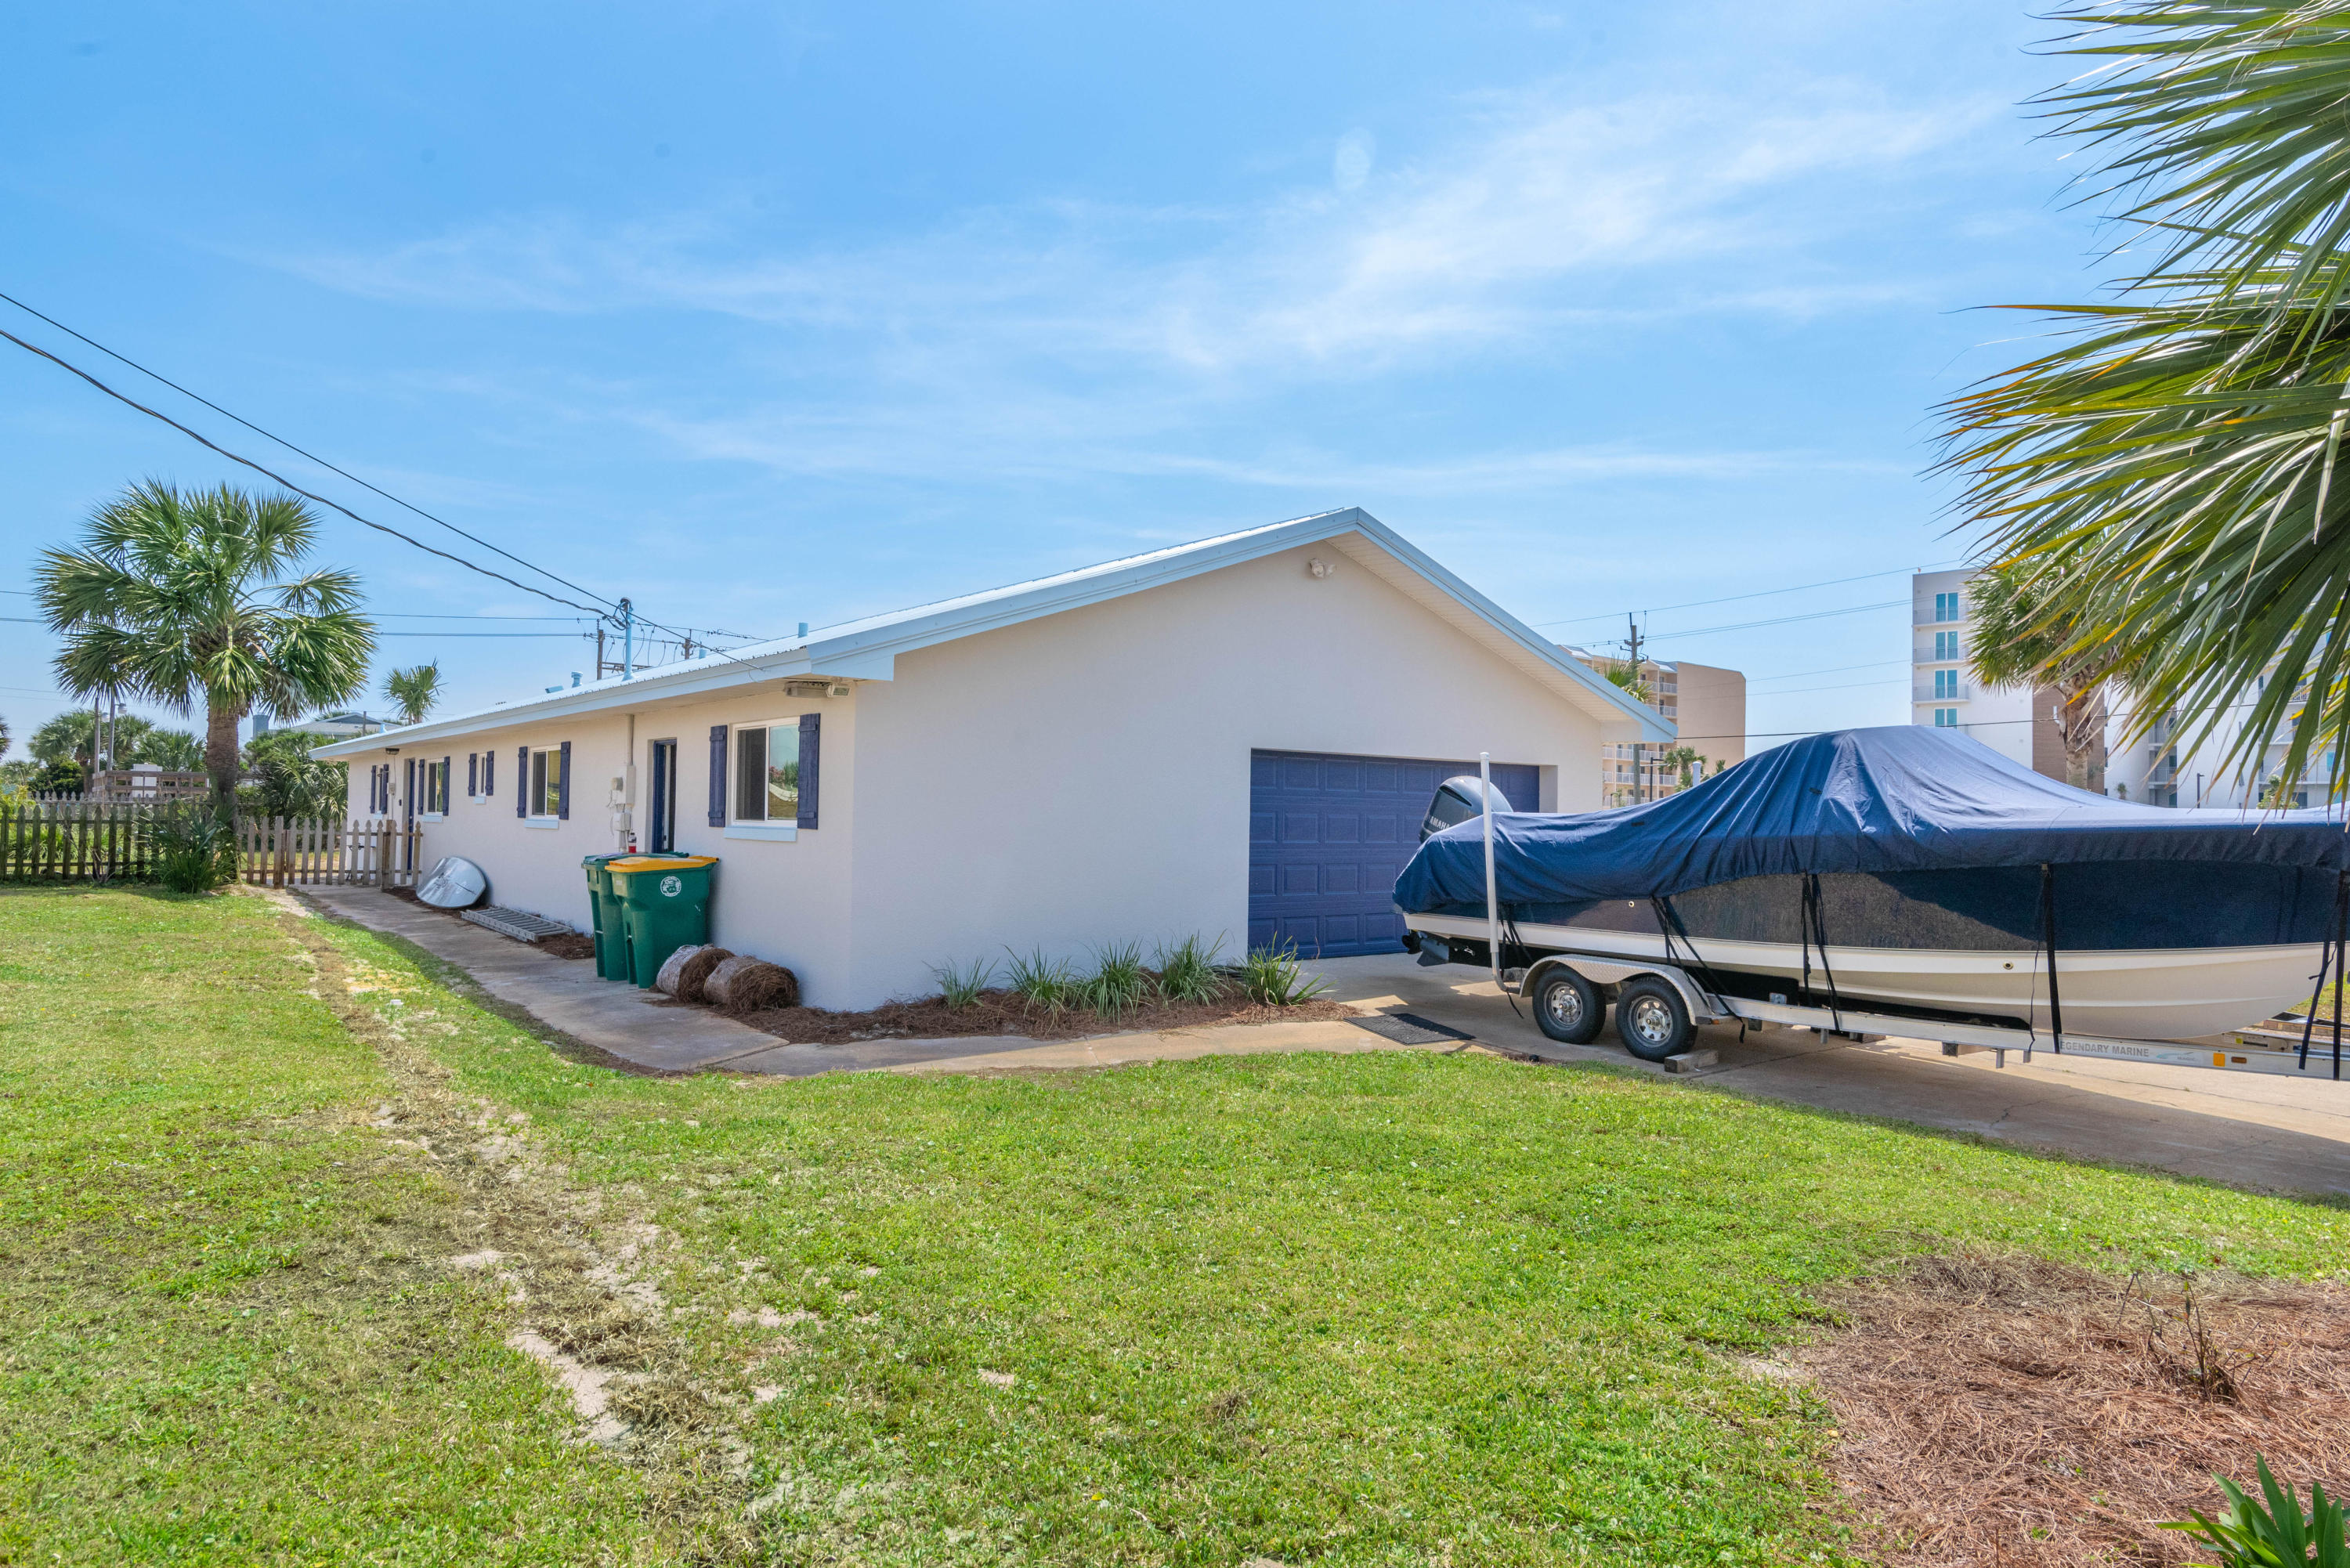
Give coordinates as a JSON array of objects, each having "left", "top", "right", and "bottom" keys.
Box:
[
  {"left": 300, "top": 887, "right": 1446, "bottom": 1078},
  {"left": 304, "top": 886, "right": 791, "bottom": 1071},
  {"left": 1301, "top": 952, "right": 2350, "bottom": 1200}
]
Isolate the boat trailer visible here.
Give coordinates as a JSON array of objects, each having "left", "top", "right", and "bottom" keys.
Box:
[{"left": 1503, "top": 951, "right": 2346, "bottom": 1080}]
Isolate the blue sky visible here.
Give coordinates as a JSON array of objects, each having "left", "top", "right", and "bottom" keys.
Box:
[{"left": 2, "top": 1, "right": 2098, "bottom": 757}]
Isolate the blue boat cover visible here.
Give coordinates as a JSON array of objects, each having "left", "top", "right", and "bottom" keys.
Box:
[{"left": 1393, "top": 725, "right": 2350, "bottom": 916}]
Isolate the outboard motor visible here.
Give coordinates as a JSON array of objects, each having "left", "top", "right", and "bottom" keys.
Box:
[{"left": 1419, "top": 774, "right": 1517, "bottom": 843}]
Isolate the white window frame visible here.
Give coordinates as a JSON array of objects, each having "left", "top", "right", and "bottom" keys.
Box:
[
  {"left": 725, "top": 717, "right": 801, "bottom": 842},
  {"left": 419, "top": 758, "right": 450, "bottom": 820},
  {"left": 525, "top": 746, "right": 562, "bottom": 828}
]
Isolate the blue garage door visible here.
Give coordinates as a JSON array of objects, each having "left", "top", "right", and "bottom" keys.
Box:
[{"left": 1248, "top": 750, "right": 1540, "bottom": 958}]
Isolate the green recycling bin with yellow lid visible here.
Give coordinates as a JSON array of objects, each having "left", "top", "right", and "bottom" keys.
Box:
[
  {"left": 580, "top": 854, "right": 631, "bottom": 981},
  {"left": 606, "top": 854, "right": 719, "bottom": 988}
]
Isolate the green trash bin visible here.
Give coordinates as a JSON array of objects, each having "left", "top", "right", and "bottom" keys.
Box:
[
  {"left": 607, "top": 854, "right": 718, "bottom": 988},
  {"left": 580, "top": 854, "right": 631, "bottom": 981}
]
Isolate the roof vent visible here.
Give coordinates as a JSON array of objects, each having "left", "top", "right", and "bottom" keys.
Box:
[{"left": 783, "top": 679, "right": 851, "bottom": 699}]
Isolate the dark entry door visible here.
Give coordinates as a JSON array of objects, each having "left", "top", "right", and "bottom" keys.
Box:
[
  {"left": 1247, "top": 750, "right": 1540, "bottom": 958},
  {"left": 647, "top": 740, "right": 678, "bottom": 852}
]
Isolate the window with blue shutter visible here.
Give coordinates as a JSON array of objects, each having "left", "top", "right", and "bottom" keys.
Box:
[
  {"left": 708, "top": 725, "right": 728, "bottom": 826},
  {"left": 797, "top": 713, "right": 820, "bottom": 829}
]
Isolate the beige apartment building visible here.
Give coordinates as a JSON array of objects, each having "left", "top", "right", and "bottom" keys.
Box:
[{"left": 1565, "top": 650, "right": 1748, "bottom": 805}]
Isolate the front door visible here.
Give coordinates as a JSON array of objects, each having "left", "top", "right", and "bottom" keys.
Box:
[{"left": 647, "top": 739, "right": 678, "bottom": 852}]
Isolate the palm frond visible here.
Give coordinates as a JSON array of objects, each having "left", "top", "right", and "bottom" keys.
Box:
[
  {"left": 2041, "top": 1, "right": 2350, "bottom": 335},
  {"left": 1942, "top": 260, "right": 2350, "bottom": 797}
]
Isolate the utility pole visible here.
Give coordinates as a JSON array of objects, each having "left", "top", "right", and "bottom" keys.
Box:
[
  {"left": 620, "top": 598, "right": 634, "bottom": 681},
  {"left": 1625, "top": 613, "right": 1648, "bottom": 803},
  {"left": 595, "top": 624, "right": 607, "bottom": 680}
]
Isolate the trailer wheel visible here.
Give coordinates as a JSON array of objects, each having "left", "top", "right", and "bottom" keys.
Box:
[
  {"left": 1614, "top": 977, "right": 1694, "bottom": 1061},
  {"left": 1531, "top": 967, "right": 1604, "bottom": 1044}
]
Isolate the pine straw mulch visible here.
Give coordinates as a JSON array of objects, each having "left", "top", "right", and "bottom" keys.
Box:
[
  {"left": 382, "top": 885, "right": 596, "bottom": 959},
  {"left": 1796, "top": 1250, "right": 2350, "bottom": 1566},
  {"left": 725, "top": 987, "right": 1355, "bottom": 1046}
]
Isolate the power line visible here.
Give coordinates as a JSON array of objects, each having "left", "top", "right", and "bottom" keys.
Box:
[
  {"left": 1534, "top": 562, "right": 1961, "bottom": 630},
  {"left": 1746, "top": 675, "right": 1911, "bottom": 697},
  {"left": 372, "top": 630, "right": 597, "bottom": 639},
  {"left": 0, "top": 325, "right": 613, "bottom": 618},
  {"left": 0, "top": 326, "right": 778, "bottom": 686},
  {"left": 0, "top": 291, "right": 618, "bottom": 614},
  {"left": 1640, "top": 598, "right": 1912, "bottom": 643}
]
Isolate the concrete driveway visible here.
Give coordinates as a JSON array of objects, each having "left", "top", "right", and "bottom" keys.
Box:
[{"left": 1301, "top": 952, "right": 2350, "bottom": 1202}]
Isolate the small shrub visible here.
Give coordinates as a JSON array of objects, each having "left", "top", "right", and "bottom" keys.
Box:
[
  {"left": 2163, "top": 1455, "right": 2346, "bottom": 1566},
  {"left": 1241, "top": 940, "right": 1329, "bottom": 1006},
  {"left": 933, "top": 956, "right": 996, "bottom": 1010},
  {"left": 1075, "top": 941, "right": 1150, "bottom": 1018},
  {"left": 1154, "top": 933, "right": 1230, "bottom": 1003},
  {"left": 1003, "top": 947, "right": 1074, "bottom": 1016},
  {"left": 143, "top": 807, "right": 237, "bottom": 894}
]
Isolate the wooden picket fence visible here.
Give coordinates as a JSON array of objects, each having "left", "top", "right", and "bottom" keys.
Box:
[
  {"left": 238, "top": 817, "right": 422, "bottom": 888},
  {"left": 0, "top": 805, "right": 421, "bottom": 887},
  {"left": 0, "top": 804, "right": 159, "bottom": 881}
]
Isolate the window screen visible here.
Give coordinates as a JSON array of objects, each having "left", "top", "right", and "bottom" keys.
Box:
[
  {"left": 530, "top": 750, "right": 555, "bottom": 816},
  {"left": 733, "top": 724, "right": 801, "bottom": 822},
  {"left": 735, "top": 726, "right": 768, "bottom": 820}
]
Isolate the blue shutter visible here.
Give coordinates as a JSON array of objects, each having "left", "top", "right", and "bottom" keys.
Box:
[
  {"left": 708, "top": 725, "right": 728, "bottom": 826},
  {"left": 442, "top": 756, "right": 452, "bottom": 812},
  {"left": 516, "top": 748, "right": 528, "bottom": 818},
  {"left": 484, "top": 748, "right": 495, "bottom": 798},
  {"left": 468, "top": 753, "right": 478, "bottom": 798},
  {"left": 797, "top": 713, "right": 819, "bottom": 829},
  {"left": 558, "top": 741, "right": 572, "bottom": 820}
]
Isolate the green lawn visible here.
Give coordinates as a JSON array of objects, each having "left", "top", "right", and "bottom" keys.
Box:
[{"left": 3, "top": 886, "right": 2344, "bottom": 1566}]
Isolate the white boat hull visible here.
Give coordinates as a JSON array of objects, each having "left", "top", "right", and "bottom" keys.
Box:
[{"left": 1407, "top": 914, "right": 2325, "bottom": 1041}]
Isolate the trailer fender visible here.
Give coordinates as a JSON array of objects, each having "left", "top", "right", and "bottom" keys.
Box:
[{"left": 1522, "top": 955, "right": 1719, "bottom": 1024}]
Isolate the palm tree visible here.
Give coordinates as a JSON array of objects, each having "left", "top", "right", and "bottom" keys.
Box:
[
  {"left": 1964, "top": 565, "right": 2142, "bottom": 791},
  {"left": 37, "top": 482, "right": 374, "bottom": 815},
  {"left": 383, "top": 663, "right": 442, "bottom": 726},
  {"left": 31, "top": 710, "right": 158, "bottom": 774},
  {"left": 139, "top": 728, "right": 205, "bottom": 771},
  {"left": 1657, "top": 745, "right": 1709, "bottom": 790},
  {"left": 1602, "top": 662, "right": 1652, "bottom": 706},
  {"left": 1943, "top": 3, "right": 2350, "bottom": 801},
  {"left": 243, "top": 728, "right": 349, "bottom": 818}
]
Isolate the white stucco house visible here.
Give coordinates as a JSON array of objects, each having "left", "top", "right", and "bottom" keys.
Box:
[{"left": 313, "top": 508, "right": 1669, "bottom": 1008}]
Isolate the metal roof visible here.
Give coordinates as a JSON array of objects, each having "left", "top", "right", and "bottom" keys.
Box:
[{"left": 310, "top": 507, "right": 1671, "bottom": 757}]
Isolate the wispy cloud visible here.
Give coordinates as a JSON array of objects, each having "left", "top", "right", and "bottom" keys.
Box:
[
  {"left": 252, "top": 74, "right": 1995, "bottom": 504},
  {"left": 271, "top": 78, "right": 1994, "bottom": 370}
]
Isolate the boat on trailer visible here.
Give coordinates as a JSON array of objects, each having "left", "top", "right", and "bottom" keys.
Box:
[{"left": 1392, "top": 728, "right": 2350, "bottom": 1075}]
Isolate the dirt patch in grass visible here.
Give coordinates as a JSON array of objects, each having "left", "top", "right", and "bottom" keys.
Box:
[
  {"left": 729, "top": 987, "right": 1354, "bottom": 1045},
  {"left": 1802, "top": 1250, "right": 2350, "bottom": 1566},
  {"left": 266, "top": 891, "right": 756, "bottom": 1556},
  {"left": 382, "top": 885, "right": 595, "bottom": 959}
]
